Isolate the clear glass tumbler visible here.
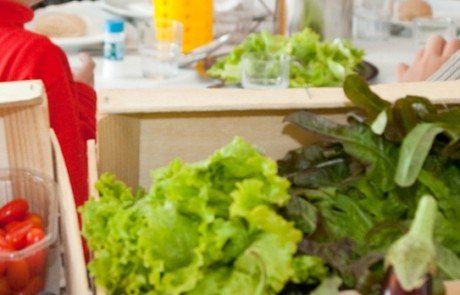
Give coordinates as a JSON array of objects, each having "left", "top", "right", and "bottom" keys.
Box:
[
  {"left": 352, "top": 0, "right": 393, "bottom": 41},
  {"left": 241, "top": 52, "right": 290, "bottom": 89},
  {"left": 138, "top": 19, "right": 183, "bottom": 79}
]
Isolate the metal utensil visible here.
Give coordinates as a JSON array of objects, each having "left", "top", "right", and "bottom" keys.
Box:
[
  {"left": 178, "top": 52, "right": 208, "bottom": 68},
  {"left": 187, "top": 34, "right": 231, "bottom": 56},
  {"left": 178, "top": 34, "right": 231, "bottom": 68},
  {"left": 80, "top": 34, "right": 231, "bottom": 68}
]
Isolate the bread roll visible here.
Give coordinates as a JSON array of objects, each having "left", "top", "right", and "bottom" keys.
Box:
[
  {"left": 398, "top": 0, "right": 432, "bottom": 21},
  {"left": 34, "top": 12, "right": 86, "bottom": 38}
]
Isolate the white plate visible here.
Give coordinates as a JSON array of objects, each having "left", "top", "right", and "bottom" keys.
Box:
[
  {"left": 392, "top": 0, "right": 460, "bottom": 32},
  {"left": 101, "top": 0, "right": 153, "bottom": 19},
  {"left": 26, "top": 1, "right": 128, "bottom": 50}
]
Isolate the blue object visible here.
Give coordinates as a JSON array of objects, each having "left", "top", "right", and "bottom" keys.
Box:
[
  {"left": 105, "top": 19, "right": 124, "bottom": 33},
  {"left": 104, "top": 19, "right": 125, "bottom": 61}
]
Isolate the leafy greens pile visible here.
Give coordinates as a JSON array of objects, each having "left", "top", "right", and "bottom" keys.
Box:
[
  {"left": 80, "top": 137, "right": 330, "bottom": 295},
  {"left": 207, "top": 29, "right": 365, "bottom": 87},
  {"left": 278, "top": 74, "right": 460, "bottom": 295}
]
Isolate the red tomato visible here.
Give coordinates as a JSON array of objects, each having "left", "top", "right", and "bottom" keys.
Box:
[
  {"left": 5, "top": 221, "right": 35, "bottom": 250},
  {"left": 12, "top": 275, "right": 44, "bottom": 295},
  {"left": 0, "top": 235, "right": 14, "bottom": 276},
  {"left": 0, "top": 236, "right": 14, "bottom": 252},
  {"left": 0, "top": 199, "right": 28, "bottom": 225},
  {"left": 22, "top": 214, "right": 43, "bottom": 230},
  {"left": 3, "top": 223, "right": 17, "bottom": 234},
  {"left": 0, "top": 262, "right": 7, "bottom": 278},
  {"left": 0, "top": 276, "right": 12, "bottom": 295},
  {"left": 25, "top": 228, "right": 45, "bottom": 247},
  {"left": 6, "top": 259, "right": 29, "bottom": 291},
  {"left": 25, "top": 249, "right": 46, "bottom": 277}
]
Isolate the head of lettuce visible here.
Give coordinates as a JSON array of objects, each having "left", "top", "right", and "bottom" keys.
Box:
[
  {"left": 206, "top": 28, "right": 365, "bottom": 88},
  {"left": 80, "top": 137, "right": 329, "bottom": 295}
]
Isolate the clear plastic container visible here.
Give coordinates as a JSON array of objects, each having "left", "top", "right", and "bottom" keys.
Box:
[{"left": 0, "top": 169, "right": 58, "bottom": 294}]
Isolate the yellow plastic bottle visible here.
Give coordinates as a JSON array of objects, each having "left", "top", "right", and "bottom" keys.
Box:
[{"left": 153, "top": 0, "right": 213, "bottom": 53}]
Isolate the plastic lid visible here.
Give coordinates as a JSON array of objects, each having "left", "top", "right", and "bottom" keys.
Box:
[{"left": 105, "top": 19, "right": 124, "bottom": 33}]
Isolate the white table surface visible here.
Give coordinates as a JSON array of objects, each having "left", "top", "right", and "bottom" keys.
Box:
[
  {"left": 52, "top": 0, "right": 460, "bottom": 90},
  {"left": 353, "top": 36, "right": 417, "bottom": 85},
  {"left": 67, "top": 35, "right": 419, "bottom": 90}
]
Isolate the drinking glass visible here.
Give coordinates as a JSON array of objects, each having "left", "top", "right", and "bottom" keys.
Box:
[
  {"left": 138, "top": 19, "right": 183, "bottom": 79},
  {"left": 352, "top": 0, "right": 393, "bottom": 41},
  {"left": 241, "top": 52, "right": 290, "bottom": 89}
]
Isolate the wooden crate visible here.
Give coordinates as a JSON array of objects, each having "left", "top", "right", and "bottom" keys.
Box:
[
  {"left": 92, "top": 81, "right": 460, "bottom": 294},
  {"left": 0, "top": 80, "right": 90, "bottom": 295},
  {"left": 96, "top": 81, "right": 460, "bottom": 188}
]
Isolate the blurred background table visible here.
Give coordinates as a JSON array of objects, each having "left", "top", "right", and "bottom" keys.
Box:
[
  {"left": 65, "top": 35, "right": 416, "bottom": 89},
  {"left": 41, "top": 0, "right": 451, "bottom": 89}
]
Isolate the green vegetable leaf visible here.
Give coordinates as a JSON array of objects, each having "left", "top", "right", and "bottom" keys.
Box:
[
  {"left": 385, "top": 195, "right": 437, "bottom": 291},
  {"left": 436, "top": 244, "right": 460, "bottom": 279},
  {"left": 285, "top": 111, "right": 398, "bottom": 191},
  {"left": 310, "top": 276, "right": 342, "bottom": 295},
  {"left": 395, "top": 123, "right": 444, "bottom": 187},
  {"left": 343, "top": 74, "right": 390, "bottom": 120}
]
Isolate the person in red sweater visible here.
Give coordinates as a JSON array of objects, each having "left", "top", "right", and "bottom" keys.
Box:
[{"left": 0, "top": 0, "right": 97, "bottom": 209}]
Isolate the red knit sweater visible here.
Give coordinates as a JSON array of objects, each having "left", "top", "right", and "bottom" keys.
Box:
[{"left": 0, "top": 1, "right": 97, "bottom": 209}]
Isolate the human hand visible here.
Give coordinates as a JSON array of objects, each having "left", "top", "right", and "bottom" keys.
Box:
[
  {"left": 396, "top": 35, "right": 460, "bottom": 82},
  {"left": 72, "top": 52, "right": 96, "bottom": 87}
]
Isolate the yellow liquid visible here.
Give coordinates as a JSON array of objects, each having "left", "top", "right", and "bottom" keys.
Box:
[{"left": 153, "top": 0, "right": 213, "bottom": 53}]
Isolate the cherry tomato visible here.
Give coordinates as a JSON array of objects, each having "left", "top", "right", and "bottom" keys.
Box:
[
  {"left": 0, "top": 262, "right": 7, "bottom": 278},
  {"left": 0, "top": 236, "right": 14, "bottom": 252},
  {"left": 25, "top": 228, "right": 45, "bottom": 247},
  {"left": 6, "top": 259, "right": 29, "bottom": 291},
  {"left": 12, "top": 275, "right": 44, "bottom": 295},
  {"left": 0, "top": 199, "right": 28, "bottom": 225},
  {"left": 3, "top": 223, "right": 17, "bottom": 234},
  {"left": 5, "top": 221, "right": 35, "bottom": 250},
  {"left": 22, "top": 213, "right": 43, "bottom": 230},
  {"left": 0, "top": 276, "right": 12, "bottom": 295},
  {"left": 0, "top": 235, "right": 14, "bottom": 276},
  {"left": 25, "top": 249, "right": 46, "bottom": 276}
]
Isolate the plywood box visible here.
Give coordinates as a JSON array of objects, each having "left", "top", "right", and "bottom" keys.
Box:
[
  {"left": 0, "top": 80, "right": 90, "bottom": 295},
  {"left": 93, "top": 81, "right": 460, "bottom": 294},
  {"left": 96, "top": 81, "right": 460, "bottom": 189}
]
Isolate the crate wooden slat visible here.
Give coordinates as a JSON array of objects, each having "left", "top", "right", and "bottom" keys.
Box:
[
  {"left": 51, "top": 131, "right": 88, "bottom": 295},
  {"left": 0, "top": 80, "right": 53, "bottom": 177},
  {"left": 97, "top": 80, "right": 460, "bottom": 114}
]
